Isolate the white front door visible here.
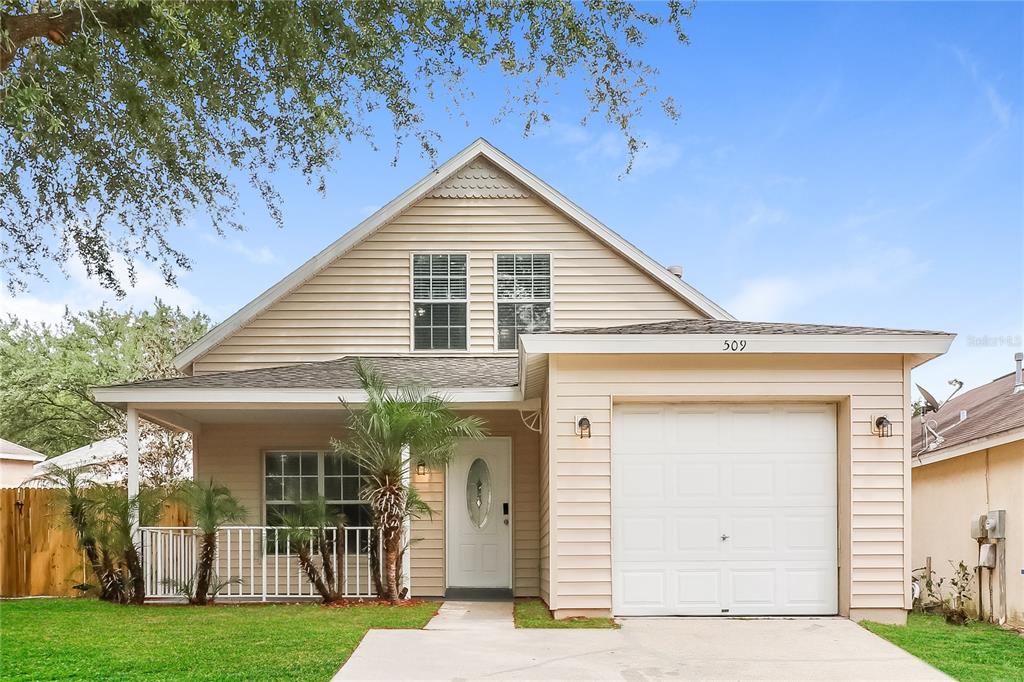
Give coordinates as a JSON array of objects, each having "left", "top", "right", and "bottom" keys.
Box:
[
  {"left": 447, "top": 437, "right": 512, "bottom": 589},
  {"left": 612, "top": 403, "right": 838, "bottom": 616}
]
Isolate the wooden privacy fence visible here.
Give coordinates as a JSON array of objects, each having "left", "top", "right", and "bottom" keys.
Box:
[{"left": 0, "top": 488, "right": 189, "bottom": 598}]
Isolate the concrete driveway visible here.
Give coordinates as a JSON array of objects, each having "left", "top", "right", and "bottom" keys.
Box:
[{"left": 335, "top": 602, "right": 948, "bottom": 681}]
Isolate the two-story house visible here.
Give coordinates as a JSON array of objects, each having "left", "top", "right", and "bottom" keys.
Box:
[{"left": 94, "top": 139, "right": 953, "bottom": 624}]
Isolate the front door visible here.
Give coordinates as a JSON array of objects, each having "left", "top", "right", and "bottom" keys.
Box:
[{"left": 447, "top": 437, "right": 512, "bottom": 589}]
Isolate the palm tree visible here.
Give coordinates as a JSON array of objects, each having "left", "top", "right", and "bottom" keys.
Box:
[
  {"left": 335, "top": 359, "right": 486, "bottom": 604},
  {"left": 177, "top": 480, "right": 246, "bottom": 605},
  {"left": 279, "top": 496, "right": 345, "bottom": 603},
  {"left": 89, "top": 484, "right": 164, "bottom": 604}
]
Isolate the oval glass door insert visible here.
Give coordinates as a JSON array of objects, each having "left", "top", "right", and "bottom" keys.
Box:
[{"left": 466, "top": 458, "right": 492, "bottom": 528}]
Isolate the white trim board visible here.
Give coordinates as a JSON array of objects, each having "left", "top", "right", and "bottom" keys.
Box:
[
  {"left": 173, "top": 138, "right": 732, "bottom": 373},
  {"left": 1, "top": 452, "right": 47, "bottom": 463},
  {"left": 518, "top": 332, "right": 955, "bottom": 359},
  {"left": 913, "top": 424, "right": 1024, "bottom": 468}
]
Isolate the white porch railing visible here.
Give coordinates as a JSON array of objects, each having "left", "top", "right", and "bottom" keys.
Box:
[{"left": 139, "top": 526, "right": 381, "bottom": 600}]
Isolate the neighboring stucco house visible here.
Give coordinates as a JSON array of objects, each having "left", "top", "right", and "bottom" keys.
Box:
[
  {"left": 93, "top": 139, "right": 953, "bottom": 624},
  {"left": 0, "top": 438, "right": 46, "bottom": 487},
  {"left": 911, "top": 354, "right": 1023, "bottom": 625}
]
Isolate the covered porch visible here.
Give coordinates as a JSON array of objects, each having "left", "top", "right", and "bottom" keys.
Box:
[{"left": 92, "top": 356, "right": 543, "bottom": 601}]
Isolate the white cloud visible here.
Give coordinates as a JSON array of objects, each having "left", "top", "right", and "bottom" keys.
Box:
[
  {"left": 949, "top": 44, "right": 1013, "bottom": 130},
  {"left": 536, "top": 120, "right": 591, "bottom": 146},
  {"left": 201, "top": 233, "right": 276, "bottom": 265},
  {"left": 0, "top": 258, "right": 204, "bottom": 327},
  {"left": 358, "top": 204, "right": 382, "bottom": 218},
  {"left": 538, "top": 121, "right": 684, "bottom": 178},
  {"left": 726, "top": 248, "right": 928, "bottom": 321},
  {"left": 744, "top": 201, "right": 789, "bottom": 228}
]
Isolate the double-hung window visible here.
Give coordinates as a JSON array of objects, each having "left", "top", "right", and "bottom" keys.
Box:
[
  {"left": 264, "top": 451, "right": 371, "bottom": 528},
  {"left": 412, "top": 254, "right": 468, "bottom": 350},
  {"left": 496, "top": 253, "right": 551, "bottom": 350}
]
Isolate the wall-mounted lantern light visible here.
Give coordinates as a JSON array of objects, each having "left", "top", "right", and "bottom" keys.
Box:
[
  {"left": 575, "top": 415, "right": 592, "bottom": 439},
  {"left": 874, "top": 415, "right": 893, "bottom": 438},
  {"left": 416, "top": 460, "right": 427, "bottom": 476}
]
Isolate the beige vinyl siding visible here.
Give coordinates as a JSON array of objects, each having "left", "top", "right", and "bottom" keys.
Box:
[
  {"left": 194, "top": 413, "right": 540, "bottom": 597},
  {"left": 545, "top": 353, "right": 910, "bottom": 619},
  {"left": 193, "top": 193, "right": 699, "bottom": 373},
  {"left": 194, "top": 413, "right": 540, "bottom": 593}
]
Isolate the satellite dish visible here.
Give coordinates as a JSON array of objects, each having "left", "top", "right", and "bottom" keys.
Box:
[{"left": 916, "top": 384, "right": 941, "bottom": 414}]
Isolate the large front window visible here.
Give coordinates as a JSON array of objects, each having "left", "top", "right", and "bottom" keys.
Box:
[
  {"left": 496, "top": 253, "right": 551, "bottom": 350},
  {"left": 264, "top": 451, "right": 371, "bottom": 527},
  {"left": 412, "top": 253, "right": 468, "bottom": 350}
]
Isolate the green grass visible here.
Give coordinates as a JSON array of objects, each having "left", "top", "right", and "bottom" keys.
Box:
[
  {"left": 0, "top": 598, "right": 438, "bottom": 681},
  {"left": 513, "top": 598, "right": 618, "bottom": 629},
  {"left": 861, "top": 613, "right": 1024, "bottom": 682}
]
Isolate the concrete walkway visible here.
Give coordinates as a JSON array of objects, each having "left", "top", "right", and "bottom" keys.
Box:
[{"left": 336, "top": 603, "right": 949, "bottom": 681}]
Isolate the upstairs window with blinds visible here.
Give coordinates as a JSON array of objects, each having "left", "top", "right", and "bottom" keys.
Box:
[
  {"left": 412, "top": 253, "right": 468, "bottom": 350},
  {"left": 496, "top": 253, "right": 551, "bottom": 350}
]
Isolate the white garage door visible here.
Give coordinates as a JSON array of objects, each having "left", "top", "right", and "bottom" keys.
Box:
[{"left": 612, "top": 403, "right": 838, "bottom": 616}]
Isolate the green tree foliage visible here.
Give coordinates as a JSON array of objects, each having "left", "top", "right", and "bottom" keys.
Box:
[
  {"left": 0, "top": 301, "right": 209, "bottom": 469},
  {"left": 1, "top": 0, "right": 693, "bottom": 294}
]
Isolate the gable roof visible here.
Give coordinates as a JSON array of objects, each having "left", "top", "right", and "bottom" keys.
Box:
[
  {"left": 174, "top": 138, "right": 733, "bottom": 373},
  {"left": 0, "top": 438, "right": 46, "bottom": 462},
  {"left": 912, "top": 370, "right": 1024, "bottom": 465}
]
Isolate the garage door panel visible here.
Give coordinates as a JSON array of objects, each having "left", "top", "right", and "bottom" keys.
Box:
[
  {"left": 676, "top": 461, "right": 720, "bottom": 498},
  {"left": 675, "top": 516, "right": 722, "bottom": 552},
  {"left": 619, "top": 462, "right": 666, "bottom": 502},
  {"left": 619, "top": 570, "right": 666, "bottom": 607},
  {"left": 620, "top": 516, "right": 665, "bottom": 552},
  {"left": 676, "top": 569, "right": 722, "bottom": 611},
  {"left": 782, "top": 460, "right": 835, "bottom": 501},
  {"left": 730, "top": 568, "right": 776, "bottom": 607},
  {"left": 730, "top": 515, "right": 775, "bottom": 552},
  {"left": 615, "top": 407, "right": 667, "bottom": 453},
  {"left": 730, "top": 462, "right": 775, "bottom": 500},
  {"left": 613, "top": 403, "right": 838, "bottom": 616},
  {"left": 674, "top": 409, "right": 721, "bottom": 452}
]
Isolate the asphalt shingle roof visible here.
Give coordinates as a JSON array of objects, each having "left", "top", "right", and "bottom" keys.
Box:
[
  {"left": 545, "top": 319, "right": 947, "bottom": 336},
  {"left": 105, "top": 356, "right": 520, "bottom": 390},
  {"left": 912, "top": 371, "right": 1024, "bottom": 456}
]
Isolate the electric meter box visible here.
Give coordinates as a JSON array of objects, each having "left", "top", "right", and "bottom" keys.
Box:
[
  {"left": 979, "top": 543, "right": 997, "bottom": 569},
  {"left": 986, "top": 509, "right": 1006, "bottom": 539},
  {"left": 970, "top": 514, "right": 988, "bottom": 540}
]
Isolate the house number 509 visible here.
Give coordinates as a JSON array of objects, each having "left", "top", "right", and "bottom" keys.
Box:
[{"left": 722, "top": 340, "right": 747, "bottom": 351}]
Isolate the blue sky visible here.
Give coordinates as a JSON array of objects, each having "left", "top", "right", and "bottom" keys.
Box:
[{"left": 3, "top": 2, "right": 1022, "bottom": 396}]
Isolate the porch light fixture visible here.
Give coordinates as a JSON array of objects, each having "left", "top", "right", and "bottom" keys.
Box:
[
  {"left": 575, "top": 416, "right": 592, "bottom": 439},
  {"left": 416, "top": 460, "right": 427, "bottom": 476},
  {"left": 874, "top": 415, "right": 893, "bottom": 438}
]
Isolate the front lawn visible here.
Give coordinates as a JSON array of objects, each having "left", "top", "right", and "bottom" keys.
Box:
[
  {"left": 513, "top": 598, "right": 618, "bottom": 629},
  {"left": 0, "top": 598, "right": 438, "bottom": 681},
  {"left": 861, "top": 613, "right": 1024, "bottom": 682}
]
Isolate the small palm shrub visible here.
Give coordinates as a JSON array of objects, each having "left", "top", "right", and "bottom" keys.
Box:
[
  {"left": 279, "top": 496, "right": 346, "bottom": 603},
  {"left": 175, "top": 480, "right": 247, "bottom": 605},
  {"left": 30, "top": 463, "right": 164, "bottom": 604}
]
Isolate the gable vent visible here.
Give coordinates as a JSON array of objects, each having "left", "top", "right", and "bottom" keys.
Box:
[{"left": 429, "top": 159, "right": 531, "bottom": 199}]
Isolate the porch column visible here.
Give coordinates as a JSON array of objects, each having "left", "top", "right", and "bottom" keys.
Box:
[
  {"left": 402, "top": 445, "right": 412, "bottom": 598},
  {"left": 127, "top": 405, "right": 140, "bottom": 535}
]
